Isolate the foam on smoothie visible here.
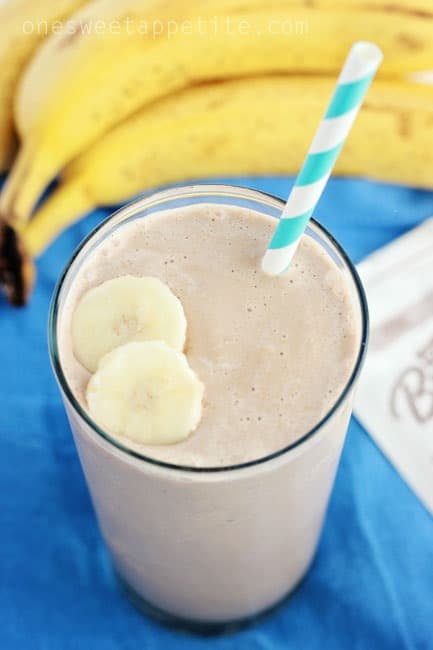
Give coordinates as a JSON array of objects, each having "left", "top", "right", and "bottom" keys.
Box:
[{"left": 59, "top": 204, "right": 360, "bottom": 467}]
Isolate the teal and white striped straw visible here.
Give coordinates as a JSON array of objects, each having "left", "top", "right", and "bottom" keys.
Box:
[{"left": 262, "top": 41, "right": 383, "bottom": 275}]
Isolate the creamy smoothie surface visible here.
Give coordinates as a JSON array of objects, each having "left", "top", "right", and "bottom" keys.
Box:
[{"left": 59, "top": 204, "right": 360, "bottom": 467}]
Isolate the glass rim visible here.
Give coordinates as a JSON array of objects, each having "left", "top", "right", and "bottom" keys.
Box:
[{"left": 48, "top": 184, "right": 369, "bottom": 474}]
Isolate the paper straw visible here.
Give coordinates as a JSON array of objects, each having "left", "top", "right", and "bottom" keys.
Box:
[{"left": 262, "top": 41, "right": 383, "bottom": 275}]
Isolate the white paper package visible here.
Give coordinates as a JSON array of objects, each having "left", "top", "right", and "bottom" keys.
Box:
[{"left": 355, "top": 218, "right": 433, "bottom": 516}]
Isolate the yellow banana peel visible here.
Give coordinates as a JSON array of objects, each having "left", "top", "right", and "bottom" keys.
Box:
[
  {"left": 0, "top": 0, "right": 88, "bottom": 173},
  {"left": 22, "top": 76, "right": 433, "bottom": 259},
  {"left": 1, "top": 0, "right": 433, "bottom": 225}
]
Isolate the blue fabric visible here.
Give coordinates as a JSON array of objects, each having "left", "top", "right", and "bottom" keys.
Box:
[{"left": 1, "top": 175, "right": 433, "bottom": 649}]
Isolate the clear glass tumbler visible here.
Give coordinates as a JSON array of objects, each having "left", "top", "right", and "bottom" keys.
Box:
[{"left": 49, "top": 185, "right": 368, "bottom": 633}]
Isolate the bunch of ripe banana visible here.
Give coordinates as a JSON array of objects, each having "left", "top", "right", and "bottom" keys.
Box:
[{"left": 0, "top": 0, "right": 432, "bottom": 305}]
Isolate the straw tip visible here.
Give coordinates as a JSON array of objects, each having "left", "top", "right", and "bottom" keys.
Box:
[
  {"left": 351, "top": 41, "right": 384, "bottom": 67},
  {"left": 261, "top": 257, "right": 277, "bottom": 276},
  {"left": 261, "top": 243, "right": 298, "bottom": 276}
]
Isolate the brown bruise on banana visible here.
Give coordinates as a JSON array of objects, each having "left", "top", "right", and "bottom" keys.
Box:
[
  {"left": 304, "top": 2, "right": 433, "bottom": 19},
  {"left": 363, "top": 102, "right": 413, "bottom": 140},
  {"left": 0, "top": 219, "right": 35, "bottom": 306},
  {"left": 396, "top": 32, "right": 423, "bottom": 51},
  {"left": 366, "top": 4, "right": 433, "bottom": 19}
]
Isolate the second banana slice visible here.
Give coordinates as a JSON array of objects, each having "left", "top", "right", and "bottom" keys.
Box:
[{"left": 86, "top": 341, "right": 204, "bottom": 446}]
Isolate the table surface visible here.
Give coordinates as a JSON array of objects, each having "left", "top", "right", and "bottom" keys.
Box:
[{"left": 1, "top": 176, "right": 433, "bottom": 650}]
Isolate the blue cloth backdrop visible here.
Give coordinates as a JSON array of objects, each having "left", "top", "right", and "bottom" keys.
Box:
[{"left": 1, "top": 175, "right": 433, "bottom": 649}]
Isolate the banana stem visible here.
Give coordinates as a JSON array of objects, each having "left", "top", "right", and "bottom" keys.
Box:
[{"left": 0, "top": 219, "right": 35, "bottom": 306}]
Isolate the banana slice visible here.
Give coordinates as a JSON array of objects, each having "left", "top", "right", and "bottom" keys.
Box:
[
  {"left": 86, "top": 341, "right": 204, "bottom": 446},
  {"left": 72, "top": 275, "right": 187, "bottom": 372}
]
